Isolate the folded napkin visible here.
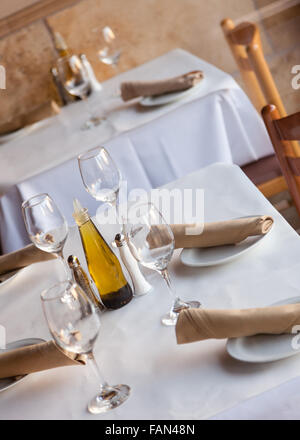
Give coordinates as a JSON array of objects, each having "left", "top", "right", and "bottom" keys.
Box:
[
  {"left": 0, "top": 100, "right": 60, "bottom": 136},
  {"left": 176, "top": 304, "right": 300, "bottom": 344},
  {"left": 0, "top": 341, "right": 86, "bottom": 379},
  {"left": 121, "top": 70, "right": 204, "bottom": 101},
  {"left": 0, "top": 244, "right": 56, "bottom": 276},
  {"left": 170, "top": 216, "right": 273, "bottom": 249}
]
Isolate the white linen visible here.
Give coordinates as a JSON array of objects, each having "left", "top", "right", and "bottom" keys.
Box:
[
  {"left": 0, "top": 48, "right": 272, "bottom": 196},
  {"left": 0, "top": 86, "right": 273, "bottom": 253},
  {"left": 0, "top": 163, "right": 300, "bottom": 420}
]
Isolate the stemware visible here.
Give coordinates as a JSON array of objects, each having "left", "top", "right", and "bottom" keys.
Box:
[
  {"left": 78, "top": 146, "right": 121, "bottom": 226},
  {"left": 126, "top": 203, "right": 201, "bottom": 326},
  {"left": 56, "top": 55, "right": 103, "bottom": 130},
  {"left": 22, "top": 193, "right": 69, "bottom": 277},
  {"left": 98, "top": 26, "right": 121, "bottom": 73},
  {"left": 41, "top": 280, "right": 130, "bottom": 414}
]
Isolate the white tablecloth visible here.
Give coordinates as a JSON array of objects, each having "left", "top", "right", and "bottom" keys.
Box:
[
  {"left": 0, "top": 50, "right": 273, "bottom": 254},
  {"left": 1, "top": 163, "right": 300, "bottom": 420}
]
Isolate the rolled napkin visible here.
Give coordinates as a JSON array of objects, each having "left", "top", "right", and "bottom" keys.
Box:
[
  {"left": 121, "top": 70, "right": 204, "bottom": 101},
  {"left": 176, "top": 304, "right": 300, "bottom": 344},
  {"left": 0, "top": 100, "right": 60, "bottom": 136},
  {"left": 170, "top": 216, "right": 273, "bottom": 249},
  {"left": 0, "top": 340, "right": 86, "bottom": 379},
  {"left": 0, "top": 244, "right": 56, "bottom": 276}
]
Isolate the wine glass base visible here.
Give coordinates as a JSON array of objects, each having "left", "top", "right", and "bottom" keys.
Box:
[
  {"left": 88, "top": 384, "right": 130, "bottom": 414},
  {"left": 161, "top": 300, "right": 201, "bottom": 327},
  {"left": 81, "top": 116, "right": 106, "bottom": 131}
]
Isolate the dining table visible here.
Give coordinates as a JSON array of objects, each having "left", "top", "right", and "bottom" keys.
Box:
[
  {"left": 1, "top": 163, "right": 300, "bottom": 420},
  {"left": 0, "top": 48, "right": 273, "bottom": 254}
]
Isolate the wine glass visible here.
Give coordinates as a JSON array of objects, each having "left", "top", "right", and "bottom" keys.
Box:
[
  {"left": 22, "top": 193, "right": 70, "bottom": 278},
  {"left": 56, "top": 55, "right": 103, "bottom": 130},
  {"left": 126, "top": 203, "right": 201, "bottom": 326},
  {"left": 98, "top": 26, "right": 121, "bottom": 73},
  {"left": 78, "top": 146, "right": 121, "bottom": 227},
  {"left": 41, "top": 280, "right": 130, "bottom": 414}
]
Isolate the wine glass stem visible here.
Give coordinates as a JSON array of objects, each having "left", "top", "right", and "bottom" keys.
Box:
[
  {"left": 56, "top": 250, "right": 71, "bottom": 281},
  {"left": 88, "top": 352, "right": 109, "bottom": 392},
  {"left": 82, "top": 94, "right": 95, "bottom": 121},
  {"left": 161, "top": 268, "right": 181, "bottom": 308}
]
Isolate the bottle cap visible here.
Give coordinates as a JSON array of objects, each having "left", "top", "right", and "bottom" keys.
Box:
[
  {"left": 72, "top": 199, "right": 90, "bottom": 226},
  {"left": 67, "top": 255, "right": 80, "bottom": 267}
]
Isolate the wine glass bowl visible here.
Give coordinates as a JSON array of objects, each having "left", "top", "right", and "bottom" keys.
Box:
[
  {"left": 98, "top": 26, "right": 121, "bottom": 70},
  {"left": 78, "top": 146, "right": 121, "bottom": 223},
  {"left": 41, "top": 281, "right": 131, "bottom": 414},
  {"left": 22, "top": 193, "right": 68, "bottom": 257}
]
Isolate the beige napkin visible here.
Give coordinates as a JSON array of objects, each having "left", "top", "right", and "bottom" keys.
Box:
[
  {"left": 121, "top": 70, "right": 204, "bottom": 101},
  {"left": 0, "top": 244, "right": 56, "bottom": 276},
  {"left": 176, "top": 304, "right": 300, "bottom": 344},
  {"left": 0, "top": 341, "right": 87, "bottom": 379},
  {"left": 0, "top": 100, "right": 60, "bottom": 136},
  {"left": 171, "top": 216, "right": 273, "bottom": 249}
]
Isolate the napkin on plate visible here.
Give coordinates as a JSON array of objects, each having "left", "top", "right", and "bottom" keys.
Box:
[
  {"left": 170, "top": 215, "right": 273, "bottom": 249},
  {"left": 0, "top": 100, "right": 60, "bottom": 136},
  {"left": 120, "top": 70, "right": 204, "bottom": 101},
  {"left": 176, "top": 304, "right": 300, "bottom": 344},
  {"left": 0, "top": 244, "right": 56, "bottom": 276},
  {"left": 0, "top": 341, "right": 86, "bottom": 379}
]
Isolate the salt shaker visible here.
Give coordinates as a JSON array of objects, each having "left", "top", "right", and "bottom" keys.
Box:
[{"left": 114, "top": 234, "right": 152, "bottom": 296}]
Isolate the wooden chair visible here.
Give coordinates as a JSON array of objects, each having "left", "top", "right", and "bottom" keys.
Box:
[
  {"left": 220, "top": 18, "right": 300, "bottom": 198},
  {"left": 262, "top": 105, "right": 300, "bottom": 215}
]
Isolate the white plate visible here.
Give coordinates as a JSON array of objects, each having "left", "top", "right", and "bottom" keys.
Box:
[
  {"left": 227, "top": 297, "right": 300, "bottom": 363},
  {"left": 139, "top": 80, "right": 205, "bottom": 107},
  {"left": 0, "top": 338, "right": 45, "bottom": 392},
  {"left": 180, "top": 233, "right": 268, "bottom": 268}
]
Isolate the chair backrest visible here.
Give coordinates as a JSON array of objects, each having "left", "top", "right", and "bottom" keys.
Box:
[
  {"left": 221, "top": 18, "right": 300, "bottom": 157},
  {"left": 262, "top": 105, "right": 300, "bottom": 214}
]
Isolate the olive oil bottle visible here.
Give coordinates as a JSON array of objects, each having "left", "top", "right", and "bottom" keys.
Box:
[{"left": 73, "top": 199, "right": 133, "bottom": 309}]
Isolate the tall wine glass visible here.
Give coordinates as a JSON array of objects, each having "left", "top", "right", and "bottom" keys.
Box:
[
  {"left": 22, "top": 193, "right": 70, "bottom": 278},
  {"left": 98, "top": 26, "right": 121, "bottom": 73},
  {"left": 56, "top": 55, "right": 103, "bottom": 130},
  {"left": 126, "top": 203, "right": 201, "bottom": 326},
  {"left": 78, "top": 146, "right": 121, "bottom": 226},
  {"left": 41, "top": 280, "right": 130, "bottom": 414}
]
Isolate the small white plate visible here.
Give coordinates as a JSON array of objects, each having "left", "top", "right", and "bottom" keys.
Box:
[
  {"left": 139, "top": 80, "right": 205, "bottom": 107},
  {"left": 0, "top": 338, "right": 45, "bottom": 392},
  {"left": 227, "top": 297, "right": 300, "bottom": 363},
  {"left": 180, "top": 233, "right": 268, "bottom": 268}
]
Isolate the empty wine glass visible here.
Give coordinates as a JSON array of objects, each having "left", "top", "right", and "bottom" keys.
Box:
[
  {"left": 78, "top": 146, "right": 121, "bottom": 226},
  {"left": 22, "top": 193, "right": 70, "bottom": 278},
  {"left": 41, "top": 280, "right": 130, "bottom": 414},
  {"left": 98, "top": 26, "right": 121, "bottom": 73},
  {"left": 57, "top": 55, "right": 103, "bottom": 130},
  {"left": 126, "top": 203, "right": 201, "bottom": 326}
]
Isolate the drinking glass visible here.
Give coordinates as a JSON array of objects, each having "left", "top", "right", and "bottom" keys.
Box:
[
  {"left": 98, "top": 26, "right": 121, "bottom": 73},
  {"left": 126, "top": 203, "right": 201, "bottom": 326},
  {"left": 78, "top": 146, "right": 121, "bottom": 226},
  {"left": 41, "top": 280, "right": 130, "bottom": 414},
  {"left": 56, "top": 55, "right": 103, "bottom": 129},
  {"left": 22, "top": 193, "right": 69, "bottom": 278}
]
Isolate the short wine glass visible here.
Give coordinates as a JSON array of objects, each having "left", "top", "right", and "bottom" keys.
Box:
[
  {"left": 78, "top": 146, "right": 121, "bottom": 226},
  {"left": 56, "top": 55, "right": 103, "bottom": 130},
  {"left": 41, "top": 280, "right": 130, "bottom": 414},
  {"left": 22, "top": 193, "right": 69, "bottom": 277},
  {"left": 126, "top": 203, "right": 201, "bottom": 326}
]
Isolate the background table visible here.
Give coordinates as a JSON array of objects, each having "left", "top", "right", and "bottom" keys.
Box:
[
  {"left": 1, "top": 163, "right": 300, "bottom": 420},
  {"left": 0, "top": 49, "right": 273, "bottom": 254}
]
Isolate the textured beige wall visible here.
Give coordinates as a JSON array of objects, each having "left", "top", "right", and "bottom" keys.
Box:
[
  {"left": 0, "top": 0, "right": 40, "bottom": 20},
  {"left": 0, "top": 0, "right": 299, "bottom": 125}
]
